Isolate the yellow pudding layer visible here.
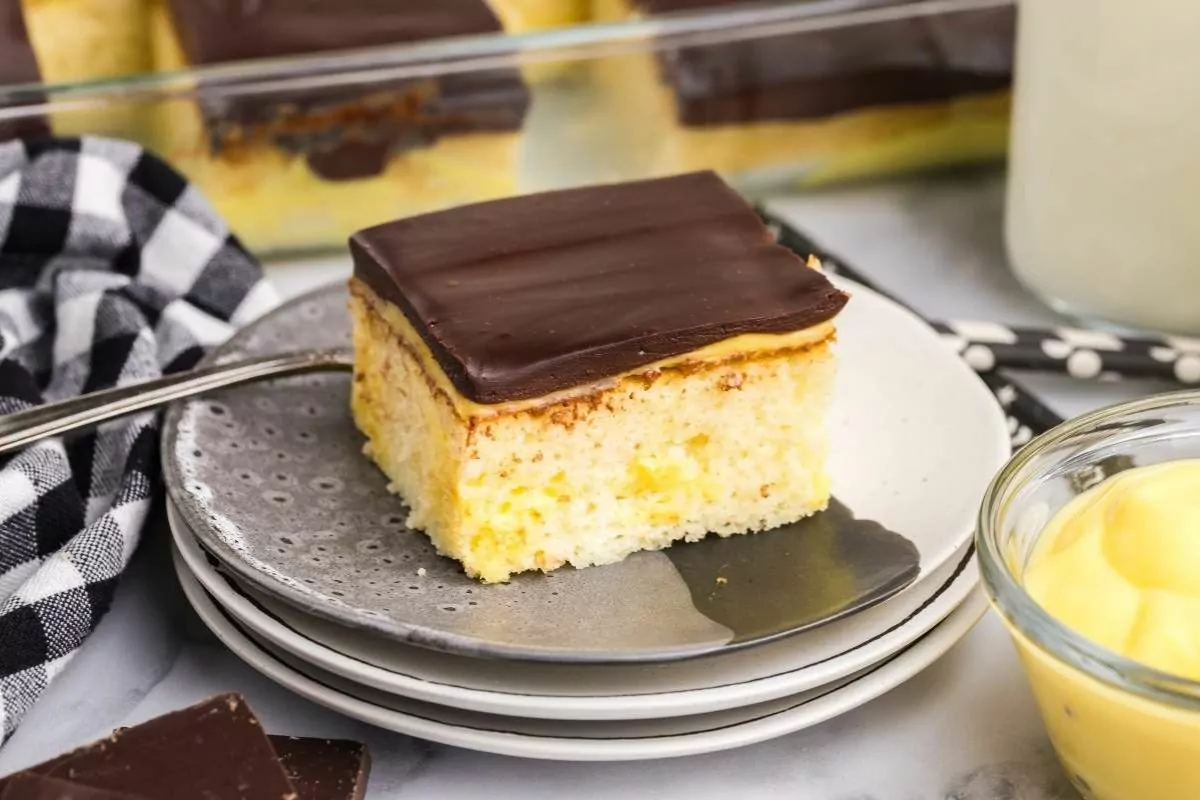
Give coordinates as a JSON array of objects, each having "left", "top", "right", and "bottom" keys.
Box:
[
  {"left": 350, "top": 278, "right": 836, "bottom": 583},
  {"left": 1025, "top": 460, "right": 1200, "bottom": 679},
  {"left": 590, "top": 0, "right": 1010, "bottom": 188},
  {"left": 1009, "top": 460, "right": 1200, "bottom": 800}
]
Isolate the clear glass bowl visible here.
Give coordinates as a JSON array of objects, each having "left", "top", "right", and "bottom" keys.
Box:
[
  {"left": 977, "top": 390, "right": 1200, "bottom": 800},
  {"left": 0, "top": 0, "right": 1015, "bottom": 258}
]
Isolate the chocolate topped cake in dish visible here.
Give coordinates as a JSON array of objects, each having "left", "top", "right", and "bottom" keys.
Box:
[
  {"left": 149, "top": 0, "right": 539, "bottom": 254},
  {"left": 591, "top": 0, "right": 1014, "bottom": 187},
  {"left": 349, "top": 171, "right": 848, "bottom": 583}
]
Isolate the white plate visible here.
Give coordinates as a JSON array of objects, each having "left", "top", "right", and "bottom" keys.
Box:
[
  {"left": 171, "top": 501, "right": 978, "bottom": 720},
  {"left": 175, "top": 549, "right": 987, "bottom": 761},
  {"left": 165, "top": 277, "right": 1009, "bottom": 662},
  {"left": 173, "top": 505, "right": 975, "bottom": 718}
]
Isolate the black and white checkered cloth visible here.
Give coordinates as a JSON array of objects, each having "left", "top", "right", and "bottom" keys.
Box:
[{"left": 0, "top": 137, "right": 276, "bottom": 743}]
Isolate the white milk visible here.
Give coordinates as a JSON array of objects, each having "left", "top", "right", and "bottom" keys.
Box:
[{"left": 1005, "top": 0, "right": 1200, "bottom": 335}]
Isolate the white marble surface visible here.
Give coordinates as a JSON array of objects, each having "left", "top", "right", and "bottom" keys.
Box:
[{"left": 1, "top": 169, "right": 1152, "bottom": 799}]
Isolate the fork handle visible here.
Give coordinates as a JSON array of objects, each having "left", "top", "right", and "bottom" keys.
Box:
[{"left": 0, "top": 348, "right": 353, "bottom": 456}]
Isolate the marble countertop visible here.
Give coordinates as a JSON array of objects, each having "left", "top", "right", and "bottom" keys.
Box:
[{"left": 0, "top": 169, "right": 1162, "bottom": 799}]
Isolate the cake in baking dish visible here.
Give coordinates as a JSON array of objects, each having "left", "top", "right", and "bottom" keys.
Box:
[
  {"left": 348, "top": 171, "right": 849, "bottom": 583},
  {"left": 148, "top": 0, "right": 537, "bottom": 254},
  {"left": 589, "top": 0, "right": 1014, "bottom": 187}
]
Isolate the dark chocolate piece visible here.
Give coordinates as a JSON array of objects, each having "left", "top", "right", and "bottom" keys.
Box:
[
  {"left": 163, "top": 0, "right": 529, "bottom": 181},
  {"left": 634, "top": 0, "right": 1014, "bottom": 126},
  {"left": 351, "top": 170, "right": 849, "bottom": 404},
  {"left": 270, "top": 737, "right": 371, "bottom": 800},
  {"left": 0, "top": 694, "right": 297, "bottom": 800},
  {"left": 0, "top": 774, "right": 148, "bottom": 800},
  {"left": 0, "top": 0, "right": 49, "bottom": 140}
]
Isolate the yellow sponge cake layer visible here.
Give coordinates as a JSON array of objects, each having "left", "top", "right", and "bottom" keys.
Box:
[{"left": 350, "top": 278, "right": 836, "bottom": 583}]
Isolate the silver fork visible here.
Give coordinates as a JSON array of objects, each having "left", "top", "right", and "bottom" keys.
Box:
[{"left": 0, "top": 348, "right": 353, "bottom": 455}]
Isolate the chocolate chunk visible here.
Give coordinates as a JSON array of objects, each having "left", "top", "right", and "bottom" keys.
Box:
[
  {"left": 0, "top": 774, "right": 147, "bottom": 800},
  {"left": 270, "top": 737, "right": 370, "bottom": 800},
  {"left": 351, "top": 170, "right": 848, "bottom": 403},
  {"left": 0, "top": 694, "right": 297, "bottom": 800},
  {"left": 632, "top": 0, "right": 1014, "bottom": 126},
  {"left": 0, "top": 0, "right": 50, "bottom": 140},
  {"left": 162, "top": 0, "right": 529, "bottom": 180}
]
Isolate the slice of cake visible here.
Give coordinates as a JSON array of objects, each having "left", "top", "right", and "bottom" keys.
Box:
[
  {"left": 590, "top": 0, "right": 1014, "bottom": 187},
  {"left": 349, "top": 171, "right": 849, "bottom": 583},
  {"left": 149, "top": 0, "right": 532, "bottom": 254}
]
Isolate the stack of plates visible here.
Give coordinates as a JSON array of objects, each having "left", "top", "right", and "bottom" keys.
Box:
[{"left": 162, "top": 278, "right": 1011, "bottom": 761}]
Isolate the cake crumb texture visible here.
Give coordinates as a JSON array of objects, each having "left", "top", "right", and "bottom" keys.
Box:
[{"left": 350, "top": 280, "right": 835, "bottom": 583}]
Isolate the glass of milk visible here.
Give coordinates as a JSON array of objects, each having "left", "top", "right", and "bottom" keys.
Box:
[{"left": 1005, "top": 1, "right": 1200, "bottom": 335}]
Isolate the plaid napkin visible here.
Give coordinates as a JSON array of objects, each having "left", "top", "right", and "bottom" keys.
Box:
[{"left": 0, "top": 137, "right": 276, "bottom": 743}]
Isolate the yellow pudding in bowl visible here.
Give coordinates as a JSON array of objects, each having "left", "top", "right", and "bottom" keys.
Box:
[
  {"left": 978, "top": 393, "right": 1200, "bottom": 800},
  {"left": 1025, "top": 461, "right": 1200, "bottom": 681},
  {"left": 146, "top": 0, "right": 532, "bottom": 256}
]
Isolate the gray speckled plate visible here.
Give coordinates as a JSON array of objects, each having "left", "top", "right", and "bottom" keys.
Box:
[{"left": 162, "top": 277, "right": 1010, "bottom": 663}]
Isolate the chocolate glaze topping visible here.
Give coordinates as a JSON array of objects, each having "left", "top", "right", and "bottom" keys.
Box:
[
  {"left": 351, "top": 171, "right": 849, "bottom": 404},
  {"left": 0, "top": 0, "right": 49, "bottom": 140},
  {"left": 165, "top": 0, "right": 529, "bottom": 180},
  {"left": 167, "top": 0, "right": 506, "bottom": 62},
  {"left": 634, "top": 0, "right": 1014, "bottom": 126}
]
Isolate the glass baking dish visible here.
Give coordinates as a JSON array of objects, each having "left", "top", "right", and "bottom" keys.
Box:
[{"left": 0, "top": 0, "right": 1015, "bottom": 258}]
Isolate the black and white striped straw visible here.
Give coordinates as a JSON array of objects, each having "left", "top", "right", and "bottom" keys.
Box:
[{"left": 931, "top": 320, "right": 1200, "bottom": 386}]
